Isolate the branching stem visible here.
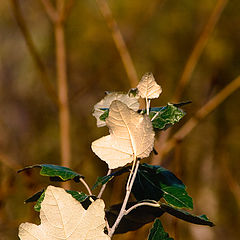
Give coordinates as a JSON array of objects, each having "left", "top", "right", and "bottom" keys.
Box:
[
  {"left": 108, "top": 159, "right": 140, "bottom": 237},
  {"left": 124, "top": 202, "right": 160, "bottom": 216},
  {"left": 80, "top": 178, "right": 92, "bottom": 195}
]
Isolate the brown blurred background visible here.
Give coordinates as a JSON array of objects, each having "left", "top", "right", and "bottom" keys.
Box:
[{"left": 0, "top": 0, "right": 240, "bottom": 239}]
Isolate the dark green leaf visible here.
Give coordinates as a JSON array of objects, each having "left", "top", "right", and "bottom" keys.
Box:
[
  {"left": 66, "top": 190, "right": 88, "bottom": 202},
  {"left": 149, "top": 103, "right": 185, "bottom": 130},
  {"left": 128, "top": 88, "right": 139, "bottom": 97},
  {"left": 99, "top": 109, "right": 109, "bottom": 121},
  {"left": 161, "top": 186, "right": 193, "bottom": 209},
  {"left": 160, "top": 203, "right": 214, "bottom": 227},
  {"left": 148, "top": 219, "right": 173, "bottom": 240},
  {"left": 34, "top": 191, "right": 45, "bottom": 212},
  {"left": 132, "top": 164, "right": 193, "bottom": 209},
  {"left": 24, "top": 189, "right": 45, "bottom": 203},
  {"left": 92, "top": 166, "right": 130, "bottom": 190},
  {"left": 106, "top": 201, "right": 164, "bottom": 234},
  {"left": 18, "top": 164, "right": 84, "bottom": 183}
]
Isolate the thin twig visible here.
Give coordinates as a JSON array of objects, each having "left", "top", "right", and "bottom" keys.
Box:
[
  {"left": 98, "top": 169, "right": 112, "bottom": 198},
  {"left": 80, "top": 178, "right": 92, "bottom": 195},
  {"left": 157, "top": 75, "right": 240, "bottom": 161},
  {"left": 173, "top": 0, "right": 228, "bottom": 101},
  {"left": 40, "top": 0, "right": 58, "bottom": 23},
  {"left": 10, "top": 0, "right": 58, "bottom": 106},
  {"left": 124, "top": 202, "right": 160, "bottom": 216},
  {"left": 109, "top": 159, "right": 140, "bottom": 237},
  {"left": 96, "top": 0, "right": 138, "bottom": 88}
]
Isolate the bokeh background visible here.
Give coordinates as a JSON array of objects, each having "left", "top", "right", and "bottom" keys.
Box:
[{"left": 0, "top": 0, "right": 240, "bottom": 239}]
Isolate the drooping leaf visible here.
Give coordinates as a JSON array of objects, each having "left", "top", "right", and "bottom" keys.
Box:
[
  {"left": 19, "top": 186, "right": 110, "bottom": 240},
  {"left": 132, "top": 164, "right": 193, "bottom": 209},
  {"left": 148, "top": 219, "right": 173, "bottom": 240},
  {"left": 137, "top": 73, "right": 162, "bottom": 99},
  {"left": 106, "top": 201, "right": 164, "bottom": 234},
  {"left": 149, "top": 103, "right": 185, "bottom": 130},
  {"left": 92, "top": 101, "right": 155, "bottom": 169},
  {"left": 160, "top": 203, "right": 214, "bottom": 227},
  {"left": 93, "top": 92, "right": 139, "bottom": 127},
  {"left": 93, "top": 166, "right": 130, "bottom": 190},
  {"left": 18, "top": 164, "right": 84, "bottom": 183}
]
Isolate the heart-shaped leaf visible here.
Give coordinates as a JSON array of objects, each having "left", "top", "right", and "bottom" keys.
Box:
[
  {"left": 91, "top": 101, "right": 155, "bottom": 169},
  {"left": 18, "top": 164, "right": 84, "bottom": 183},
  {"left": 148, "top": 219, "right": 173, "bottom": 240},
  {"left": 132, "top": 164, "right": 193, "bottom": 209},
  {"left": 19, "top": 186, "right": 110, "bottom": 240},
  {"left": 137, "top": 73, "right": 162, "bottom": 99},
  {"left": 93, "top": 92, "right": 139, "bottom": 127}
]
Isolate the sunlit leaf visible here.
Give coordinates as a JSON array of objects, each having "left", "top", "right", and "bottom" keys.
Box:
[
  {"left": 148, "top": 219, "right": 173, "bottom": 240},
  {"left": 93, "top": 92, "right": 139, "bottom": 127},
  {"left": 19, "top": 186, "right": 110, "bottom": 240},
  {"left": 132, "top": 164, "right": 193, "bottom": 209},
  {"left": 18, "top": 164, "right": 84, "bottom": 183},
  {"left": 149, "top": 104, "right": 185, "bottom": 130},
  {"left": 91, "top": 101, "right": 155, "bottom": 169},
  {"left": 137, "top": 73, "right": 162, "bottom": 99},
  {"left": 160, "top": 203, "right": 214, "bottom": 227}
]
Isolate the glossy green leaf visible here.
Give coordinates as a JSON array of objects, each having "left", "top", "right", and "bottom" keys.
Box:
[
  {"left": 160, "top": 203, "right": 214, "bottom": 227},
  {"left": 149, "top": 103, "right": 185, "bottom": 130},
  {"left": 66, "top": 190, "right": 88, "bottom": 203},
  {"left": 24, "top": 189, "right": 45, "bottom": 204},
  {"left": 148, "top": 219, "right": 173, "bottom": 240},
  {"left": 132, "top": 164, "right": 193, "bottom": 209},
  {"left": 18, "top": 164, "right": 84, "bottom": 183}
]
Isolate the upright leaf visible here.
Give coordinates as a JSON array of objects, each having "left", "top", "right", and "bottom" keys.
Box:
[
  {"left": 18, "top": 164, "right": 84, "bottom": 183},
  {"left": 91, "top": 101, "right": 155, "bottom": 169},
  {"left": 148, "top": 219, "right": 173, "bottom": 240},
  {"left": 93, "top": 92, "right": 139, "bottom": 127},
  {"left": 137, "top": 73, "right": 162, "bottom": 99},
  {"left": 19, "top": 186, "right": 110, "bottom": 240}
]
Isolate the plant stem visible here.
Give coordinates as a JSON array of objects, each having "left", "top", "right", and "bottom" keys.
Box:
[
  {"left": 108, "top": 159, "right": 140, "bottom": 238},
  {"left": 80, "top": 178, "right": 92, "bottom": 195},
  {"left": 124, "top": 202, "right": 160, "bottom": 216},
  {"left": 97, "top": 169, "right": 112, "bottom": 198}
]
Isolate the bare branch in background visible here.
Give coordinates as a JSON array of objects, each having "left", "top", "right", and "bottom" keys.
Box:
[
  {"left": 153, "top": 75, "right": 240, "bottom": 164},
  {"left": 10, "top": 0, "right": 58, "bottom": 106},
  {"left": 96, "top": 0, "right": 138, "bottom": 88},
  {"left": 173, "top": 0, "right": 228, "bottom": 101},
  {"left": 40, "top": 0, "right": 58, "bottom": 23},
  {"left": 54, "top": 0, "right": 71, "bottom": 172}
]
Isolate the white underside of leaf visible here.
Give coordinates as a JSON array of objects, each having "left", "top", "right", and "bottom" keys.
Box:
[
  {"left": 92, "top": 100, "right": 155, "bottom": 169},
  {"left": 93, "top": 92, "right": 139, "bottom": 127},
  {"left": 137, "top": 73, "right": 162, "bottom": 99},
  {"left": 18, "top": 186, "right": 110, "bottom": 240}
]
